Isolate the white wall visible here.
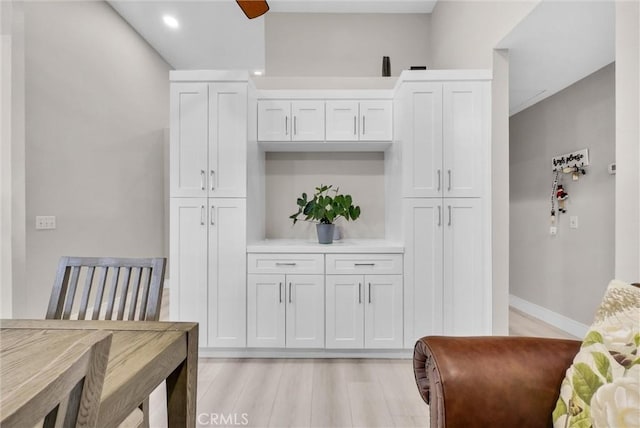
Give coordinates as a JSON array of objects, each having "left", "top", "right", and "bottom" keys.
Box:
[
  {"left": 15, "top": 1, "right": 171, "bottom": 318},
  {"left": 265, "top": 152, "right": 385, "bottom": 240},
  {"left": 510, "top": 64, "right": 615, "bottom": 325},
  {"left": 615, "top": 1, "right": 640, "bottom": 282},
  {"left": 265, "top": 13, "right": 430, "bottom": 77},
  {"left": 1, "top": 0, "right": 13, "bottom": 317}
]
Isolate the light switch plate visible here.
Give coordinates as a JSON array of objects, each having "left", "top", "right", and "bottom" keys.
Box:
[
  {"left": 569, "top": 216, "right": 578, "bottom": 229},
  {"left": 35, "top": 216, "right": 56, "bottom": 230}
]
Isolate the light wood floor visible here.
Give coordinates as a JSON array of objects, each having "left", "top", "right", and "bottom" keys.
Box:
[{"left": 148, "top": 291, "right": 577, "bottom": 428}]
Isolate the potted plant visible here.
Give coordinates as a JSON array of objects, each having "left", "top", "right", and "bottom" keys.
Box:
[{"left": 289, "top": 184, "right": 361, "bottom": 244}]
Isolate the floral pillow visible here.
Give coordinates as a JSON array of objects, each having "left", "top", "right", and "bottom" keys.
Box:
[{"left": 553, "top": 280, "right": 639, "bottom": 428}]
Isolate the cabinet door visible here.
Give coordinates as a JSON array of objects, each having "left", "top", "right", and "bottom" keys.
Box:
[
  {"left": 325, "top": 101, "right": 359, "bottom": 141},
  {"left": 170, "top": 198, "right": 209, "bottom": 345},
  {"left": 258, "top": 100, "right": 290, "bottom": 141},
  {"left": 364, "top": 275, "right": 403, "bottom": 348},
  {"left": 286, "top": 274, "right": 325, "bottom": 348},
  {"left": 170, "top": 83, "right": 208, "bottom": 197},
  {"left": 292, "top": 101, "right": 325, "bottom": 141},
  {"left": 247, "top": 274, "right": 286, "bottom": 348},
  {"left": 443, "top": 82, "right": 486, "bottom": 197},
  {"left": 360, "top": 101, "right": 393, "bottom": 141},
  {"left": 209, "top": 83, "right": 247, "bottom": 197},
  {"left": 208, "top": 199, "right": 246, "bottom": 347},
  {"left": 443, "top": 199, "right": 485, "bottom": 335},
  {"left": 402, "top": 83, "right": 443, "bottom": 198},
  {"left": 326, "top": 275, "right": 364, "bottom": 349},
  {"left": 402, "top": 199, "right": 444, "bottom": 348}
]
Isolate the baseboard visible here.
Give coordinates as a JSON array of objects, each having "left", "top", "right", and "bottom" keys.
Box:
[{"left": 509, "top": 294, "right": 589, "bottom": 339}]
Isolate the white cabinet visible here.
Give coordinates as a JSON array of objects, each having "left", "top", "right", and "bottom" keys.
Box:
[
  {"left": 257, "top": 100, "right": 325, "bottom": 141},
  {"left": 326, "top": 100, "right": 393, "bottom": 141},
  {"left": 403, "top": 198, "right": 485, "bottom": 346},
  {"left": 170, "top": 198, "right": 247, "bottom": 347},
  {"left": 401, "top": 82, "right": 486, "bottom": 198},
  {"left": 325, "top": 254, "right": 403, "bottom": 349},
  {"left": 247, "top": 254, "right": 325, "bottom": 348},
  {"left": 170, "top": 82, "right": 247, "bottom": 198}
]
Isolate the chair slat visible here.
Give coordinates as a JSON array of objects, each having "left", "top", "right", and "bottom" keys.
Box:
[
  {"left": 77, "top": 267, "right": 96, "bottom": 320},
  {"left": 116, "top": 267, "right": 132, "bottom": 321},
  {"left": 104, "top": 267, "right": 121, "bottom": 320},
  {"left": 91, "top": 267, "right": 109, "bottom": 320},
  {"left": 62, "top": 266, "right": 81, "bottom": 319},
  {"left": 127, "top": 268, "right": 142, "bottom": 320},
  {"left": 138, "top": 268, "right": 151, "bottom": 321}
]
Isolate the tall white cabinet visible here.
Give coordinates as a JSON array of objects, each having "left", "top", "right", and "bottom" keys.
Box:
[
  {"left": 393, "top": 71, "right": 492, "bottom": 347},
  {"left": 170, "top": 71, "right": 249, "bottom": 348}
]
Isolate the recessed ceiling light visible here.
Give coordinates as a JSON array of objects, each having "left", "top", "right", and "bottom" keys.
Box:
[
  {"left": 253, "top": 70, "right": 264, "bottom": 76},
  {"left": 163, "top": 15, "right": 179, "bottom": 29}
]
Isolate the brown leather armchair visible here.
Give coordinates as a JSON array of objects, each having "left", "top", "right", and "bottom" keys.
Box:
[{"left": 413, "top": 336, "right": 581, "bottom": 428}]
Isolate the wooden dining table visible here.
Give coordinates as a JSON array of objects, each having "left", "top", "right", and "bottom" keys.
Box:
[{"left": 0, "top": 319, "right": 198, "bottom": 428}]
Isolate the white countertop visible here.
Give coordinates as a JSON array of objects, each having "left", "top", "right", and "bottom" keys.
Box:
[{"left": 247, "top": 239, "right": 404, "bottom": 254}]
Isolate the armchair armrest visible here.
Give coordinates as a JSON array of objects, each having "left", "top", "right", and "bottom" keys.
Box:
[{"left": 413, "top": 336, "right": 581, "bottom": 428}]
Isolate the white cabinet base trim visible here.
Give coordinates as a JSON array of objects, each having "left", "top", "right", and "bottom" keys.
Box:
[{"left": 198, "top": 348, "right": 412, "bottom": 359}]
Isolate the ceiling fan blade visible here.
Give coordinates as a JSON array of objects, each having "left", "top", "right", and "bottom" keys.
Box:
[{"left": 236, "top": 0, "right": 269, "bottom": 19}]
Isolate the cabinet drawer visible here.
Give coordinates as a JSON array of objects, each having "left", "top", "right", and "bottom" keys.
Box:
[
  {"left": 325, "top": 254, "right": 402, "bottom": 275},
  {"left": 248, "top": 253, "right": 324, "bottom": 274}
]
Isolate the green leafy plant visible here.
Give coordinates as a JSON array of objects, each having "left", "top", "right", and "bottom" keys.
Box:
[{"left": 289, "top": 184, "right": 361, "bottom": 225}]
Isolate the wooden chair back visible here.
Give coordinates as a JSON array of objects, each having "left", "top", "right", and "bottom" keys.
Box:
[
  {"left": 46, "top": 257, "right": 166, "bottom": 322},
  {"left": 0, "top": 330, "right": 112, "bottom": 428}
]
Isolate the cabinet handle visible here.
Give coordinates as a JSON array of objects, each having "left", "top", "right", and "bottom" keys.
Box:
[
  {"left": 289, "top": 282, "right": 292, "bottom": 303},
  {"left": 293, "top": 116, "right": 297, "bottom": 136},
  {"left": 448, "top": 205, "right": 452, "bottom": 226},
  {"left": 200, "top": 205, "right": 205, "bottom": 225},
  {"left": 200, "top": 170, "right": 206, "bottom": 191},
  {"left": 275, "top": 262, "right": 297, "bottom": 266},
  {"left": 362, "top": 115, "right": 366, "bottom": 135},
  {"left": 437, "top": 170, "right": 441, "bottom": 192},
  {"left": 368, "top": 283, "right": 372, "bottom": 303},
  {"left": 279, "top": 282, "right": 283, "bottom": 303},
  {"left": 210, "top": 205, "right": 215, "bottom": 225},
  {"left": 438, "top": 205, "right": 442, "bottom": 227},
  {"left": 447, "top": 170, "right": 452, "bottom": 192},
  {"left": 353, "top": 116, "right": 357, "bottom": 135},
  {"left": 285, "top": 116, "right": 288, "bottom": 136},
  {"left": 359, "top": 282, "right": 362, "bottom": 304},
  {"left": 210, "top": 170, "right": 215, "bottom": 191},
  {"left": 354, "top": 263, "right": 375, "bottom": 266}
]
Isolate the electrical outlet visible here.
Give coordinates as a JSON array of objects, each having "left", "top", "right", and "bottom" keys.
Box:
[
  {"left": 35, "top": 216, "right": 56, "bottom": 230},
  {"left": 569, "top": 216, "right": 578, "bottom": 229},
  {"left": 550, "top": 226, "right": 557, "bottom": 236}
]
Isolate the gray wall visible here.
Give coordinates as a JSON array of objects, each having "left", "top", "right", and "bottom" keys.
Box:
[
  {"left": 265, "top": 13, "right": 430, "bottom": 77},
  {"left": 17, "top": 1, "right": 170, "bottom": 318},
  {"left": 509, "top": 63, "right": 615, "bottom": 325},
  {"left": 265, "top": 152, "right": 385, "bottom": 240}
]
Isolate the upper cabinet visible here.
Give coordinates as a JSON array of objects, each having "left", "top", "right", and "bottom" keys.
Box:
[
  {"left": 256, "top": 92, "right": 393, "bottom": 151},
  {"left": 325, "top": 100, "right": 393, "bottom": 141},
  {"left": 170, "top": 81, "right": 247, "bottom": 198},
  {"left": 257, "top": 100, "right": 325, "bottom": 141},
  {"left": 400, "top": 81, "right": 488, "bottom": 198}
]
